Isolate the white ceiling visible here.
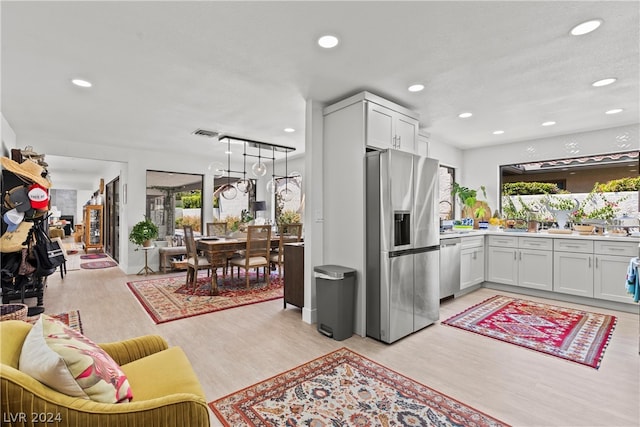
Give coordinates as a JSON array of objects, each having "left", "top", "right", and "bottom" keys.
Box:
[{"left": 2, "top": 1, "right": 639, "bottom": 182}]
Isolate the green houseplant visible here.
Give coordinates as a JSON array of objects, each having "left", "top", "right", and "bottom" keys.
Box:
[
  {"left": 452, "top": 182, "right": 490, "bottom": 222},
  {"left": 129, "top": 217, "right": 159, "bottom": 247}
]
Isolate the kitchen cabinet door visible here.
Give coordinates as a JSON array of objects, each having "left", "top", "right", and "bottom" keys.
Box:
[
  {"left": 366, "top": 102, "right": 418, "bottom": 153},
  {"left": 487, "top": 246, "right": 517, "bottom": 285},
  {"left": 594, "top": 254, "right": 635, "bottom": 304},
  {"left": 366, "top": 102, "right": 395, "bottom": 150},
  {"left": 553, "top": 252, "right": 593, "bottom": 297},
  {"left": 461, "top": 247, "right": 484, "bottom": 290},
  {"left": 518, "top": 249, "right": 553, "bottom": 291},
  {"left": 394, "top": 114, "right": 418, "bottom": 153}
]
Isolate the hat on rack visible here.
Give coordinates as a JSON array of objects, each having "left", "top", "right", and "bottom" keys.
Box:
[
  {"left": 0, "top": 157, "right": 51, "bottom": 189},
  {"left": 0, "top": 220, "right": 33, "bottom": 253},
  {"left": 28, "top": 183, "right": 49, "bottom": 210},
  {"left": 4, "top": 186, "right": 31, "bottom": 212},
  {"left": 3, "top": 208, "right": 25, "bottom": 232}
]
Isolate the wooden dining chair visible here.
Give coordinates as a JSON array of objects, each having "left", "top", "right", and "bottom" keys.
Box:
[
  {"left": 228, "top": 225, "right": 272, "bottom": 288},
  {"left": 270, "top": 223, "right": 302, "bottom": 277},
  {"left": 206, "top": 221, "right": 227, "bottom": 237},
  {"left": 183, "top": 225, "right": 212, "bottom": 291}
]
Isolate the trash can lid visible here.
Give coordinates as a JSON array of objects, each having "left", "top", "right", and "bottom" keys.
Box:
[{"left": 314, "top": 265, "right": 356, "bottom": 279}]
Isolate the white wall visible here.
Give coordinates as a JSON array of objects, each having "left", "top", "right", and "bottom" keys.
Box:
[
  {"left": 1, "top": 113, "right": 17, "bottom": 156},
  {"left": 461, "top": 124, "right": 640, "bottom": 216}
]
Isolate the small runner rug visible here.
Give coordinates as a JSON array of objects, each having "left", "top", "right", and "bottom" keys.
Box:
[
  {"left": 127, "top": 272, "right": 283, "bottom": 324},
  {"left": 80, "top": 253, "right": 108, "bottom": 260},
  {"left": 442, "top": 295, "right": 616, "bottom": 369},
  {"left": 27, "top": 309, "right": 83, "bottom": 334},
  {"left": 209, "top": 347, "right": 508, "bottom": 427},
  {"left": 80, "top": 260, "right": 118, "bottom": 269}
]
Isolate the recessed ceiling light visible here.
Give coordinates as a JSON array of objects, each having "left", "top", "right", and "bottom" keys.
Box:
[
  {"left": 71, "top": 78, "right": 92, "bottom": 88},
  {"left": 458, "top": 112, "right": 473, "bottom": 119},
  {"left": 605, "top": 108, "right": 623, "bottom": 115},
  {"left": 570, "top": 19, "right": 602, "bottom": 36},
  {"left": 592, "top": 78, "right": 617, "bottom": 87},
  {"left": 318, "top": 35, "right": 339, "bottom": 48},
  {"left": 542, "top": 121, "right": 556, "bottom": 126},
  {"left": 493, "top": 130, "right": 505, "bottom": 135},
  {"left": 408, "top": 84, "right": 424, "bottom": 92},
  {"left": 284, "top": 128, "right": 295, "bottom": 133},
  {"left": 225, "top": 150, "right": 232, "bottom": 155}
]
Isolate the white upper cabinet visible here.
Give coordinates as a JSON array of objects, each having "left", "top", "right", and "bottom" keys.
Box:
[{"left": 366, "top": 101, "right": 418, "bottom": 153}]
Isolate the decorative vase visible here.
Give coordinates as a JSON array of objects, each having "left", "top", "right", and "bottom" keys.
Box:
[
  {"left": 551, "top": 209, "right": 571, "bottom": 230},
  {"left": 143, "top": 239, "right": 154, "bottom": 248}
]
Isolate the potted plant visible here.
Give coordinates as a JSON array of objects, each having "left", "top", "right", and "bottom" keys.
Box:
[
  {"left": 452, "top": 183, "right": 490, "bottom": 227},
  {"left": 129, "top": 217, "right": 159, "bottom": 248}
]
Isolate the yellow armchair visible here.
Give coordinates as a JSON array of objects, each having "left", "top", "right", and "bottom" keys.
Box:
[{"left": 0, "top": 320, "right": 210, "bottom": 426}]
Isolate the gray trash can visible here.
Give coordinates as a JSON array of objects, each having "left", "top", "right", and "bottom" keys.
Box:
[{"left": 314, "top": 265, "right": 356, "bottom": 341}]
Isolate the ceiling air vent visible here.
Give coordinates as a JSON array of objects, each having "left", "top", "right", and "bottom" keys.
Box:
[{"left": 191, "top": 129, "right": 219, "bottom": 138}]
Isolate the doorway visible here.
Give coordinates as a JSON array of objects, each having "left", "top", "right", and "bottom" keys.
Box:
[{"left": 105, "top": 177, "right": 120, "bottom": 262}]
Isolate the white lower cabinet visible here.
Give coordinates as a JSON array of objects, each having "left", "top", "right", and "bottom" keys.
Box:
[
  {"left": 460, "top": 237, "right": 485, "bottom": 290},
  {"left": 487, "top": 235, "right": 553, "bottom": 291},
  {"left": 593, "top": 241, "right": 638, "bottom": 304},
  {"left": 553, "top": 251, "right": 594, "bottom": 297},
  {"left": 485, "top": 234, "right": 638, "bottom": 305}
]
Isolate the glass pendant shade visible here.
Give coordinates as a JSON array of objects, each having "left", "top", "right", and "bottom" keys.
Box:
[
  {"left": 221, "top": 184, "right": 237, "bottom": 200},
  {"left": 266, "top": 178, "right": 276, "bottom": 194},
  {"left": 252, "top": 161, "right": 267, "bottom": 177},
  {"left": 289, "top": 170, "right": 302, "bottom": 183},
  {"left": 207, "top": 161, "right": 225, "bottom": 178},
  {"left": 236, "top": 178, "right": 251, "bottom": 193},
  {"left": 279, "top": 187, "right": 294, "bottom": 202}
]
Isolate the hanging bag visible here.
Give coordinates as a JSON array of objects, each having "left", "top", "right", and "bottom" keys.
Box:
[{"left": 31, "top": 221, "right": 64, "bottom": 276}]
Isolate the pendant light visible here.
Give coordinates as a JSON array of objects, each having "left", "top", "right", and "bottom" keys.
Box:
[
  {"left": 266, "top": 146, "right": 276, "bottom": 194},
  {"left": 236, "top": 141, "right": 252, "bottom": 193},
  {"left": 207, "top": 161, "right": 225, "bottom": 178},
  {"left": 279, "top": 151, "right": 293, "bottom": 202},
  {"left": 221, "top": 138, "right": 237, "bottom": 200},
  {"left": 251, "top": 146, "right": 267, "bottom": 177}
]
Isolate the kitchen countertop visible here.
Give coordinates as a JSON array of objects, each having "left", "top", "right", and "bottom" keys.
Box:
[{"left": 440, "top": 229, "right": 640, "bottom": 242}]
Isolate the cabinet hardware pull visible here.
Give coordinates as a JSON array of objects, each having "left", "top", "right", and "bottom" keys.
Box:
[
  {"left": 397, "top": 136, "right": 401, "bottom": 148},
  {"left": 595, "top": 257, "right": 598, "bottom": 268},
  {"left": 589, "top": 257, "right": 591, "bottom": 268},
  {"left": 513, "top": 251, "right": 517, "bottom": 260},
  {"left": 519, "top": 251, "right": 522, "bottom": 261}
]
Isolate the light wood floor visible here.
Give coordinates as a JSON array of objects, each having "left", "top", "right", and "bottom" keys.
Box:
[{"left": 35, "top": 264, "right": 639, "bottom": 426}]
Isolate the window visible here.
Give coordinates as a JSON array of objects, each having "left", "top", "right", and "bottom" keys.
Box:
[
  {"left": 438, "top": 165, "right": 455, "bottom": 220},
  {"left": 146, "top": 170, "right": 203, "bottom": 238}
]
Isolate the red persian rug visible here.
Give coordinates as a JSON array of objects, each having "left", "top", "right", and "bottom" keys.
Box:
[
  {"left": 127, "top": 272, "right": 283, "bottom": 324},
  {"left": 442, "top": 295, "right": 617, "bottom": 369},
  {"left": 210, "top": 347, "right": 508, "bottom": 427}
]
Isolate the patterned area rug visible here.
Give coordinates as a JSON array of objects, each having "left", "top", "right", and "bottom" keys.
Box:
[
  {"left": 80, "top": 260, "right": 118, "bottom": 269},
  {"left": 27, "top": 309, "right": 83, "bottom": 334},
  {"left": 442, "top": 295, "right": 617, "bottom": 369},
  {"left": 210, "top": 347, "right": 508, "bottom": 426},
  {"left": 127, "top": 272, "right": 283, "bottom": 324}
]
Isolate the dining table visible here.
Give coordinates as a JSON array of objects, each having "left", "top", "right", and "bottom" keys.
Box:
[{"left": 196, "top": 235, "right": 297, "bottom": 295}]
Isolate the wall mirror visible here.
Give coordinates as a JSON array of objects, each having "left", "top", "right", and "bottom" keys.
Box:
[{"left": 146, "top": 170, "right": 203, "bottom": 239}]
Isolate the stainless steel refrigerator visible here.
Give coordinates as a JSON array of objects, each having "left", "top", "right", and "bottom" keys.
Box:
[{"left": 366, "top": 150, "right": 440, "bottom": 343}]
